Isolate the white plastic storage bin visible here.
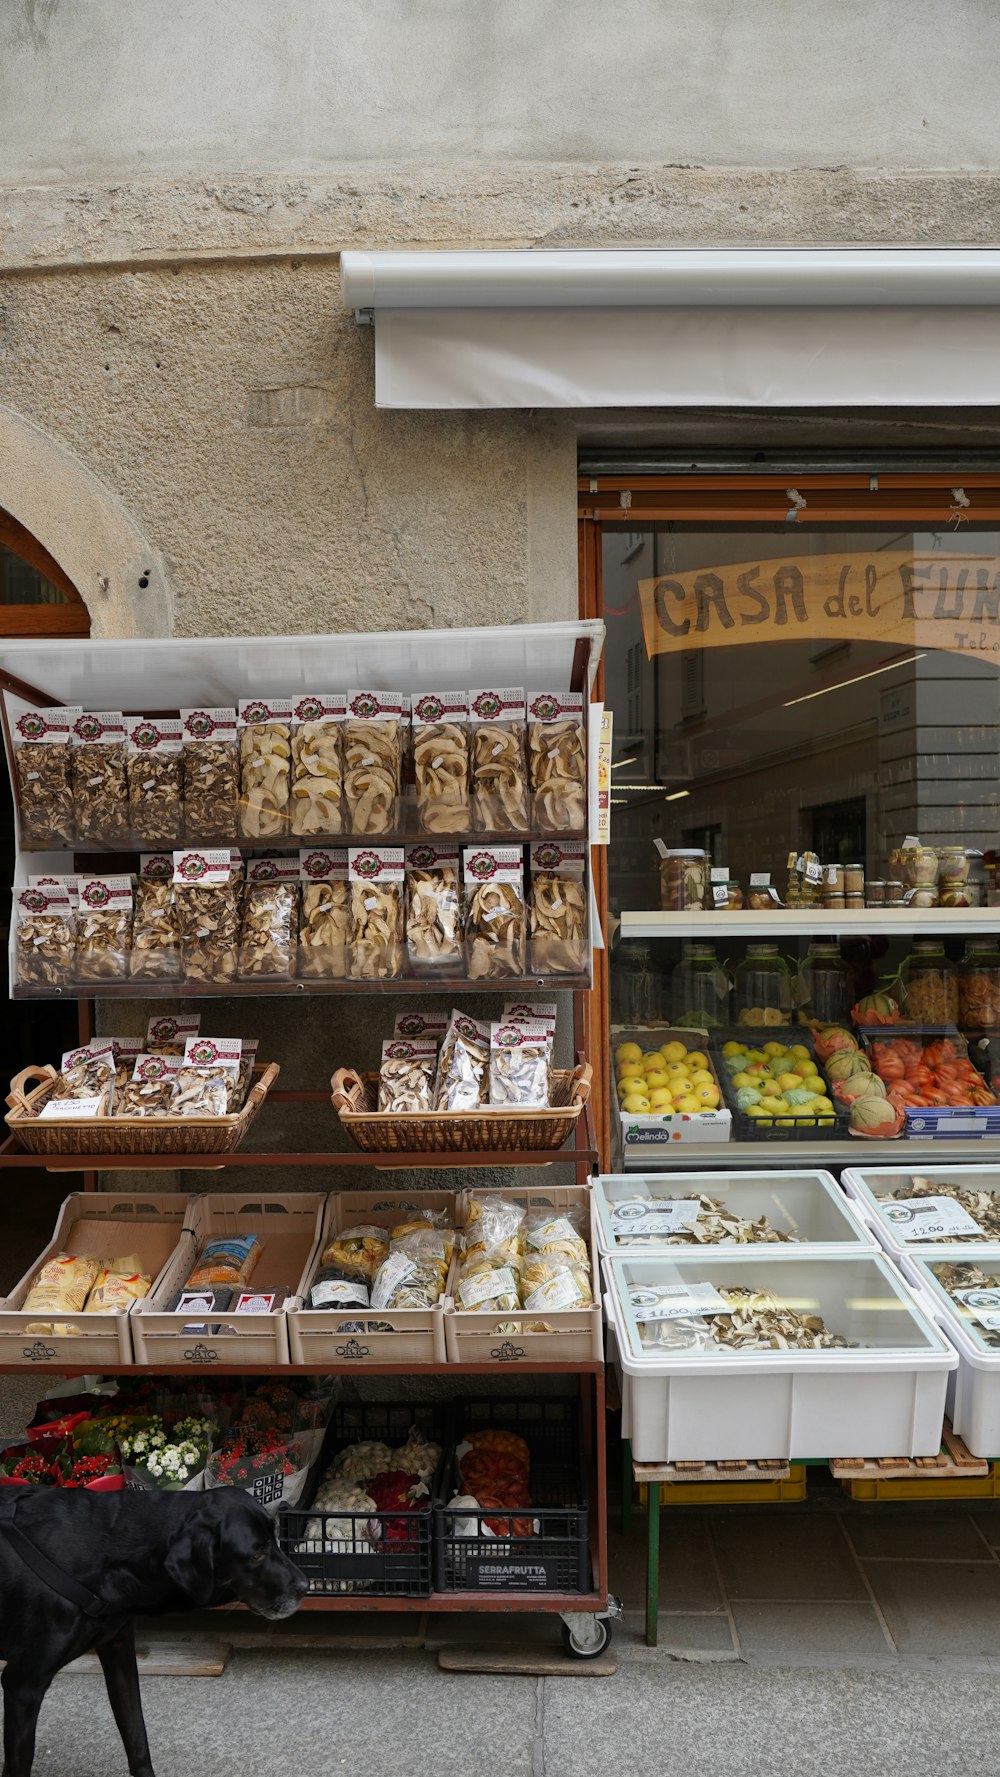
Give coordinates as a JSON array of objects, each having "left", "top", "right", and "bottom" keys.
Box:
[
  {"left": 842, "top": 1164, "right": 1000, "bottom": 1260},
  {"left": 604, "top": 1250, "right": 955, "bottom": 1463},
  {"left": 595, "top": 1171, "right": 874, "bottom": 1256},
  {"left": 899, "top": 1246, "right": 1000, "bottom": 1457}
]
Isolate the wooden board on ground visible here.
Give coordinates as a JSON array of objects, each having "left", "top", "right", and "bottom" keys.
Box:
[
  {"left": 829, "top": 1422, "right": 988, "bottom": 1481},
  {"left": 439, "top": 1643, "right": 617, "bottom": 1677},
  {"left": 633, "top": 1458, "right": 791, "bottom": 1484},
  {"left": 57, "top": 1638, "right": 231, "bottom": 1678}
]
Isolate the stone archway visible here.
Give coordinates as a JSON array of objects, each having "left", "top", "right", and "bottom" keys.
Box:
[{"left": 0, "top": 400, "right": 174, "bottom": 637}]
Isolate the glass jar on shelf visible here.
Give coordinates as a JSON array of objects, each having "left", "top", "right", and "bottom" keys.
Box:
[
  {"left": 958, "top": 940, "right": 1000, "bottom": 1030},
  {"left": 938, "top": 845, "right": 973, "bottom": 907},
  {"left": 899, "top": 842, "right": 939, "bottom": 908},
  {"left": 796, "top": 940, "right": 851, "bottom": 1027},
  {"left": 671, "top": 940, "right": 731, "bottom": 1031},
  {"left": 658, "top": 848, "right": 706, "bottom": 910},
  {"left": 900, "top": 938, "right": 958, "bottom": 1025},
  {"left": 733, "top": 943, "right": 793, "bottom": 1029}
]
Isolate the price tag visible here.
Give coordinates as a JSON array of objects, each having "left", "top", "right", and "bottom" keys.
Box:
[
  {"left": 953, "top": 1287, "right": 1000, "bottom": 1330},
  {"left": 627, "top": 1281, "right": 729, "bottom": 1323},
  {"left": 710, "top": 866, "right": 729, "bottom": 882},
  {"left": 882, "top": 1196, "right": 982, "bottom": 1241},
  {"left": 611, "top": 1199, "right": 702, "bottom": 1237},
  {"left": 750, "top": 872, "right": 771, "bottom": 887}
]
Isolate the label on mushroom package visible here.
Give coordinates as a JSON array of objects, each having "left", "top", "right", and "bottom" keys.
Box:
[
  {"left": 299, "top": 847, "right": 347, "bottom": 882},
  {"left": 172, "top": 849, "right": 232, "bottom": 886},
  {"left": 146, "top": 1014, "right": 201, "bottom": 1047},
  {"left": 882, "top": 1196, "right": 983, "bottom": 1241},
  {"left": 126, "top": 716, "right": 182, "bottom": 755},
  {"left": 627, "top": 1281, "right": 729, "bottom": 1322},
  {"left": 468, "top": 688, "right": 525, "bottom": 727},
  {"left": 412, "top": 690, "right": 468, "bottom": 726},
  {"left": 953, "top": 1287, "right": 1000, "bottom": 1330},
  {"left": 611, "top": 1199, "right": 704, "bottom": 1237},
  {"left": 71, "top": 712, "right": 126, "bottom": 747},
  {"left": 12, "top": 706, "right": 82, "bottom": 747},
  {"left": 180, "top": 708, "right": 238, "bottom": 741},
  {"left": 293, "top": 693, "right": 346, "bottom": 727}
]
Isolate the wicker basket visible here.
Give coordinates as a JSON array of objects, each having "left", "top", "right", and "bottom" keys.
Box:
[
  {"left": 5, "top": 1062, "right": 280, "bottom": 1157},
  {"left": 329, "top": 1064, "right": 592, "bottom": 1155}
]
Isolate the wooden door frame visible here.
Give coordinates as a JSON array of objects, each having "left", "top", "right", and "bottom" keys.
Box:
[{"left": 0, "top": 509, "right": 91, "bottom": 636}]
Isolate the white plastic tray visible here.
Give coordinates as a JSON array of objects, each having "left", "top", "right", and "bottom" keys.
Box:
[
  {"left": 603, "top": 1249, "right": 955, "bottom": 1463},
  {"left": 595, "top": 1170, "right": 874, "bottom": 1256},
  {"left": 841, "top": 1163, "right": 1000, "bottom": 1259},
  {"left": 898, "top": 1246, "right": 1000, "bottom": 1458}
]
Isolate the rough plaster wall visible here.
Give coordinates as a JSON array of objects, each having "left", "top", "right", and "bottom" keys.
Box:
[{"left": 2, "top": 0, "right": 998, "bottom": 177}]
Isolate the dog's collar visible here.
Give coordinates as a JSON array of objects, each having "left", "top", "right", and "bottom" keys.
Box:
[{"left": 2, "top": 1496, "right": 110, "bottom": 1617}]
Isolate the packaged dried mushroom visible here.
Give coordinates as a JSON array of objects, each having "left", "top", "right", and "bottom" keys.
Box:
[
  {"left": 238, "top": 698, "right": 292, "bottom": 839},
  {"left": 432, "top": 1009, "right": 490, "bottom": 1112},
  {"left": 489, "top": 1020, "right": 551, "bottom": 1108},
  {"left": 126, "top": 716, "right": 184, "bottom": 848},
  {"left": 55, "top": 1043, "right": 116, "bottom": 1115},
  {"left": 239, "top": 859, "right": 299, "bottom": 979},
  {"left": 71, "top": 712, "right": 130, "bottom": 847},
  {"left": 405, "top": 843, "right": 462, "bottom": 972},
  {"left": 183, "top": 1037, "right": 245, "bottom": 1109},
  {"left": 528, "top": 840, "right": 587, "bottom": 976},
  {"left": 464, "top": 846, "right": 525, "bottom": 980},
  {"left": 170, "top": 1065, "right": 231, "bottom": 1117},
  {"left": 348, "top": 846, "right": 404, "bottom": 980},
  {"left": 181, "top": 708, "right": 239, "bottom": 845},
  {"left": 15, "top": 880, "right": 76, "bottom": 988},
  {"left": 297, "top": 848, "right": 349, "bottom": 979},
  {"left": 75, "top": 876, "right": 134, "bottom": 982},
  {"left": 392, "top": 1010, "right": 449, "bottom": 1042},
  {"left": 117, "top": 1054, "right": 179, "bottom": 1117},
  {"left": 105, "top": 1037, "right": 144, "bottom": 1093},
  {"left": 10, "top": 704, "right": 80, "bottom": 849},
  {"left": 343, "top": 690, "right": 408, "bottom": 835},
  {"left": 290, "top": 694, "right": 345, "bottom": 837},
  {"left": 377, "top": 1038, "right": 438, "bottom": 1112},
  {"left": 527, "top": 691, "right": 586, "bottom": 833},
  {"left": 469, "top": 688, "right": 528, "bottom": 833},
  {"left": 131, "top": 855, "right": 182, "bottom": 981},
  {"left": 173, "top": 849, "right": 242, "bottom": 984},
  {"left": 412, "top": 691, "right": 469, "bottom": 834}
]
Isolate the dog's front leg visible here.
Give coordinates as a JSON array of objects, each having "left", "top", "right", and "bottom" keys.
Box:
[
  {"left": 1, "top": 1664, "right": 51, "bottom": 1777},
  {"left": 97, "top": 1622, "right": 155, "bottom": 1777}
]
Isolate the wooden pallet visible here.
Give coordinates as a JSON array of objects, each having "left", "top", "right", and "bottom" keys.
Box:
[
  {"left": 634, "top": 1457, "right": 791, "bottom": 1484},
  {"left": 829, "top": 1422, "right": 989, "bottom": 1481}
]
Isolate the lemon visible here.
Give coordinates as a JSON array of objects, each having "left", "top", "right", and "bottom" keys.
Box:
[
  {"left": 617, "top": 1075, "right": 646, "bottom": 1098},
  {"left": 685, "top": 1049, "right": 709, "bottom": 1070},
  {"left": 673, "top": 1094, "right": 701, "bottom": 1114},
  {"left": 648, "top": 1088, "right": 674, "bottom": 1111},
  {"left": 660, "top": 1041, "right": 688, "bottom": 1063},
  {"left": 621, "top": 1092, "right": 651, "bottom": 1114},
  {"left": 616, "top": 1042, "right": 643, "bottom": 1066}
]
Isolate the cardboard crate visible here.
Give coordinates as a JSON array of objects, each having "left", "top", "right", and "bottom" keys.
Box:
[
  {"left": 131, "top": 1192, "right": 325, "bottom": 1368},
  {"left": 286, "top": 1189, "right": 457, "bottom": 1367},
  {"left": 0, "top": 1193, "right": 195, "bottom": 1369},
  {"left": 612, "top": 1029, "right": 731, "bottom": 1151},
  {"left": 443, "top": 1184, "right": 603, "bottom": 1366}
]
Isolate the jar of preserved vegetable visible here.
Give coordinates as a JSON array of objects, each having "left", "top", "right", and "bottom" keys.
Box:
[
  {"left": 938, "top": 845, "right": 972, "bottom": 907},
  {"left": 958, "top": 940, "right": 1000, "bottom": 1029},
  {"left": 659, "top": 848, "right": 706, "bottom": 910},
  {"left": 671, "top": 940, "right": 731, "bottom": 1030},
  {"left": 796, "top": 941, "right": 851, "bottom": 1026},
  {"left": 734, "top": 943, "right": 793, "bottom": 1028},
  {"left": 901, "top": 939, "right": 958, "bottom": 1025}
]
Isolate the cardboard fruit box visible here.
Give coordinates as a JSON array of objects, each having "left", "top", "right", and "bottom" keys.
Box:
[{"left": 612, "top": 1028, "right": 731, "bottom": 1152}]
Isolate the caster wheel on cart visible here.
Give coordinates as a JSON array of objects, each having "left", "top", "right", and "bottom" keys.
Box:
[{"left": 561, "top": 1618, "right": 613, "bottom": 1660}]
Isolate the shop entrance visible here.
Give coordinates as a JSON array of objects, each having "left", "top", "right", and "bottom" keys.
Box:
[{"left": 0, "top": 508, "right": 91, "bottom": 1283}]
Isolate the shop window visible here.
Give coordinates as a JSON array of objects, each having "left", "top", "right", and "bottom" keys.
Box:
[{"left": 0, "top": 509, "right": 90, "bottom": 635}]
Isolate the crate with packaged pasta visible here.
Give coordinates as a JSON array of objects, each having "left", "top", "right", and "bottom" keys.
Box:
[{"left": 443, "top": 1185, "right": 602, "bottom": 1366}]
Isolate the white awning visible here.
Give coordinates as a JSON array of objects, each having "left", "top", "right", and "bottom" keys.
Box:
[{"left": 340, "top": 249, "right": 1000, "bottom": 411}]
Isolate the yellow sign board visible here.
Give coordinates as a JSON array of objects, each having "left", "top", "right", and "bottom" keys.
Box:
[{"left": 638, "top": 551, "right": 1000, "bottom": 661}]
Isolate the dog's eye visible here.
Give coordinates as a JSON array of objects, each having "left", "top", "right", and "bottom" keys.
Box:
[{"left": 249, "top": 1550, "right": 268, "bottom": 1567}]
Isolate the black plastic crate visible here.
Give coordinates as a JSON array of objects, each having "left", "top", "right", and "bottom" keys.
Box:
[
  {"left": 433, "top": 1396, "right": 590, "bottom": 1595},
  {"left": 710, "top": 1027, "right": 850, "bottom": 1142},
  {"left": 278, "top": 1402, "right": 447, "bottom": 1598}
]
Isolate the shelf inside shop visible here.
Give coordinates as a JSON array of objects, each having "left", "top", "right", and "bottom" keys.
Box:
[
  {"left": 11, "top": 973, "right": 593, "bottom": 1001},
  {"left": 617, "top": 1136, "right": 1000, "bottom": 1170},
  {"left": 618, "top": 907, "right": 1000, "bottom": 940},
  {"left": 22, "top": 826, "right": 587, "bottom": 861}
]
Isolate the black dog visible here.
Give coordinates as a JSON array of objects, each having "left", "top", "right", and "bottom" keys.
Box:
[{"left": 0, "top": 1486, "right": 307, "bottom": 1777}]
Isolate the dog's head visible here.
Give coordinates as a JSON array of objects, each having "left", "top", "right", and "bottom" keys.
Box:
[{"left": 165, "top": 1490, "right": 308, "bottom": 1618}]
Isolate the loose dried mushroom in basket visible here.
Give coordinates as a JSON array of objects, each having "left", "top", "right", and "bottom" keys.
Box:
[
  {"left": 527, "top": 693, "right": 586, "bottom": 833},
  {"left": 290, "top": 697, "right": 345, "bottom": 836},
  {"left": 238, "top": 701, "right": 293, "bottom": 838},
  {"left": 298, "top": 853, "right": 349, "bottom": 978},
  {"left": 880, "top": 1175, "right": 1000, "bottom": 1240},
  {"left": 412, "top": 693, "right": 469, "bottom": 834},
  {"left": 343, "top": 692, "right": 407, "bottom": 835},
  {"left": 465, "top": 848, "right": 525, "bottom": 980},
  {"left": 11, "top": 706, "right": 80, "bottom": 848},
  {"left": 348, "top": 848, "right": 404, "bottom": 980},
  {"left": 238, "top": 873, "right": 299, "bottom": 979},
  {"left": 469, "top": 689, "right": 528, "bottom": 832},
  {"left": 15, "top": 884, "right": 76, "bottom": 988},
  {"left": 71, "top": 713, "right": 130, "bottom": 847},
  {"left": 405, "top": 848, "right": 462, "bottom": 969},
  {"left": 74, "top": 878, "right": 134, "bottom": 983},
  {"left": 181, "top": 709, "right": 239, "bottom": 845},
  {"left": 126, "top": 717, "right": 184, "bottom": 848},
  {"left": 528, "top": 844, "right": 587, "bottom": 975}
]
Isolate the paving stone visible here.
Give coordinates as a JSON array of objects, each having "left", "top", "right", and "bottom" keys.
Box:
[
  {"left": 844, "top": 1507, "right": 988, "bottom": 1562},
  {"left": 607, "top": 1511, "right": 724, "bottom": 1612},
  {"left": 969, "top": 1505, "right": 1000, "bottom": 1548},
  {"left": 618, "top": 1609, "right": 736, "bottom": 1659},
  {"left": 730, "top": 1600, "right": 893, "bottom": 1667},
  {"left": 863, "top": 1559, "right": 1000, "bottom": 1663},
  {"left": 710, "top": 1511, "right": 866, "bottom": 1601}
]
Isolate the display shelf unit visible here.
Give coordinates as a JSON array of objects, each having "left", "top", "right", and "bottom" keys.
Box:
[
  {"left": 619, "top": 908, "right": 1000, "bottom": 940},
  {"left": 0, "top": 620, "right": 612, "bottom": 1647},
  {"left": 614, "top": 1135, "right": 1000, "bottom": 1172},
  {"left": 11, "top": 974, "right": 593, "bottom": 1002}
]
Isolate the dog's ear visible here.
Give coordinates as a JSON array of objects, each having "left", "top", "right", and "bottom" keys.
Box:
[{"left": 164, "top": 1514, "right": 217, "bottom": 1608}]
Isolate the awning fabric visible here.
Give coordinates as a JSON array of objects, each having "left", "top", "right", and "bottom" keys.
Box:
[{"left": 339, "top": 250, "right": 1000, "bottom": 412}]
